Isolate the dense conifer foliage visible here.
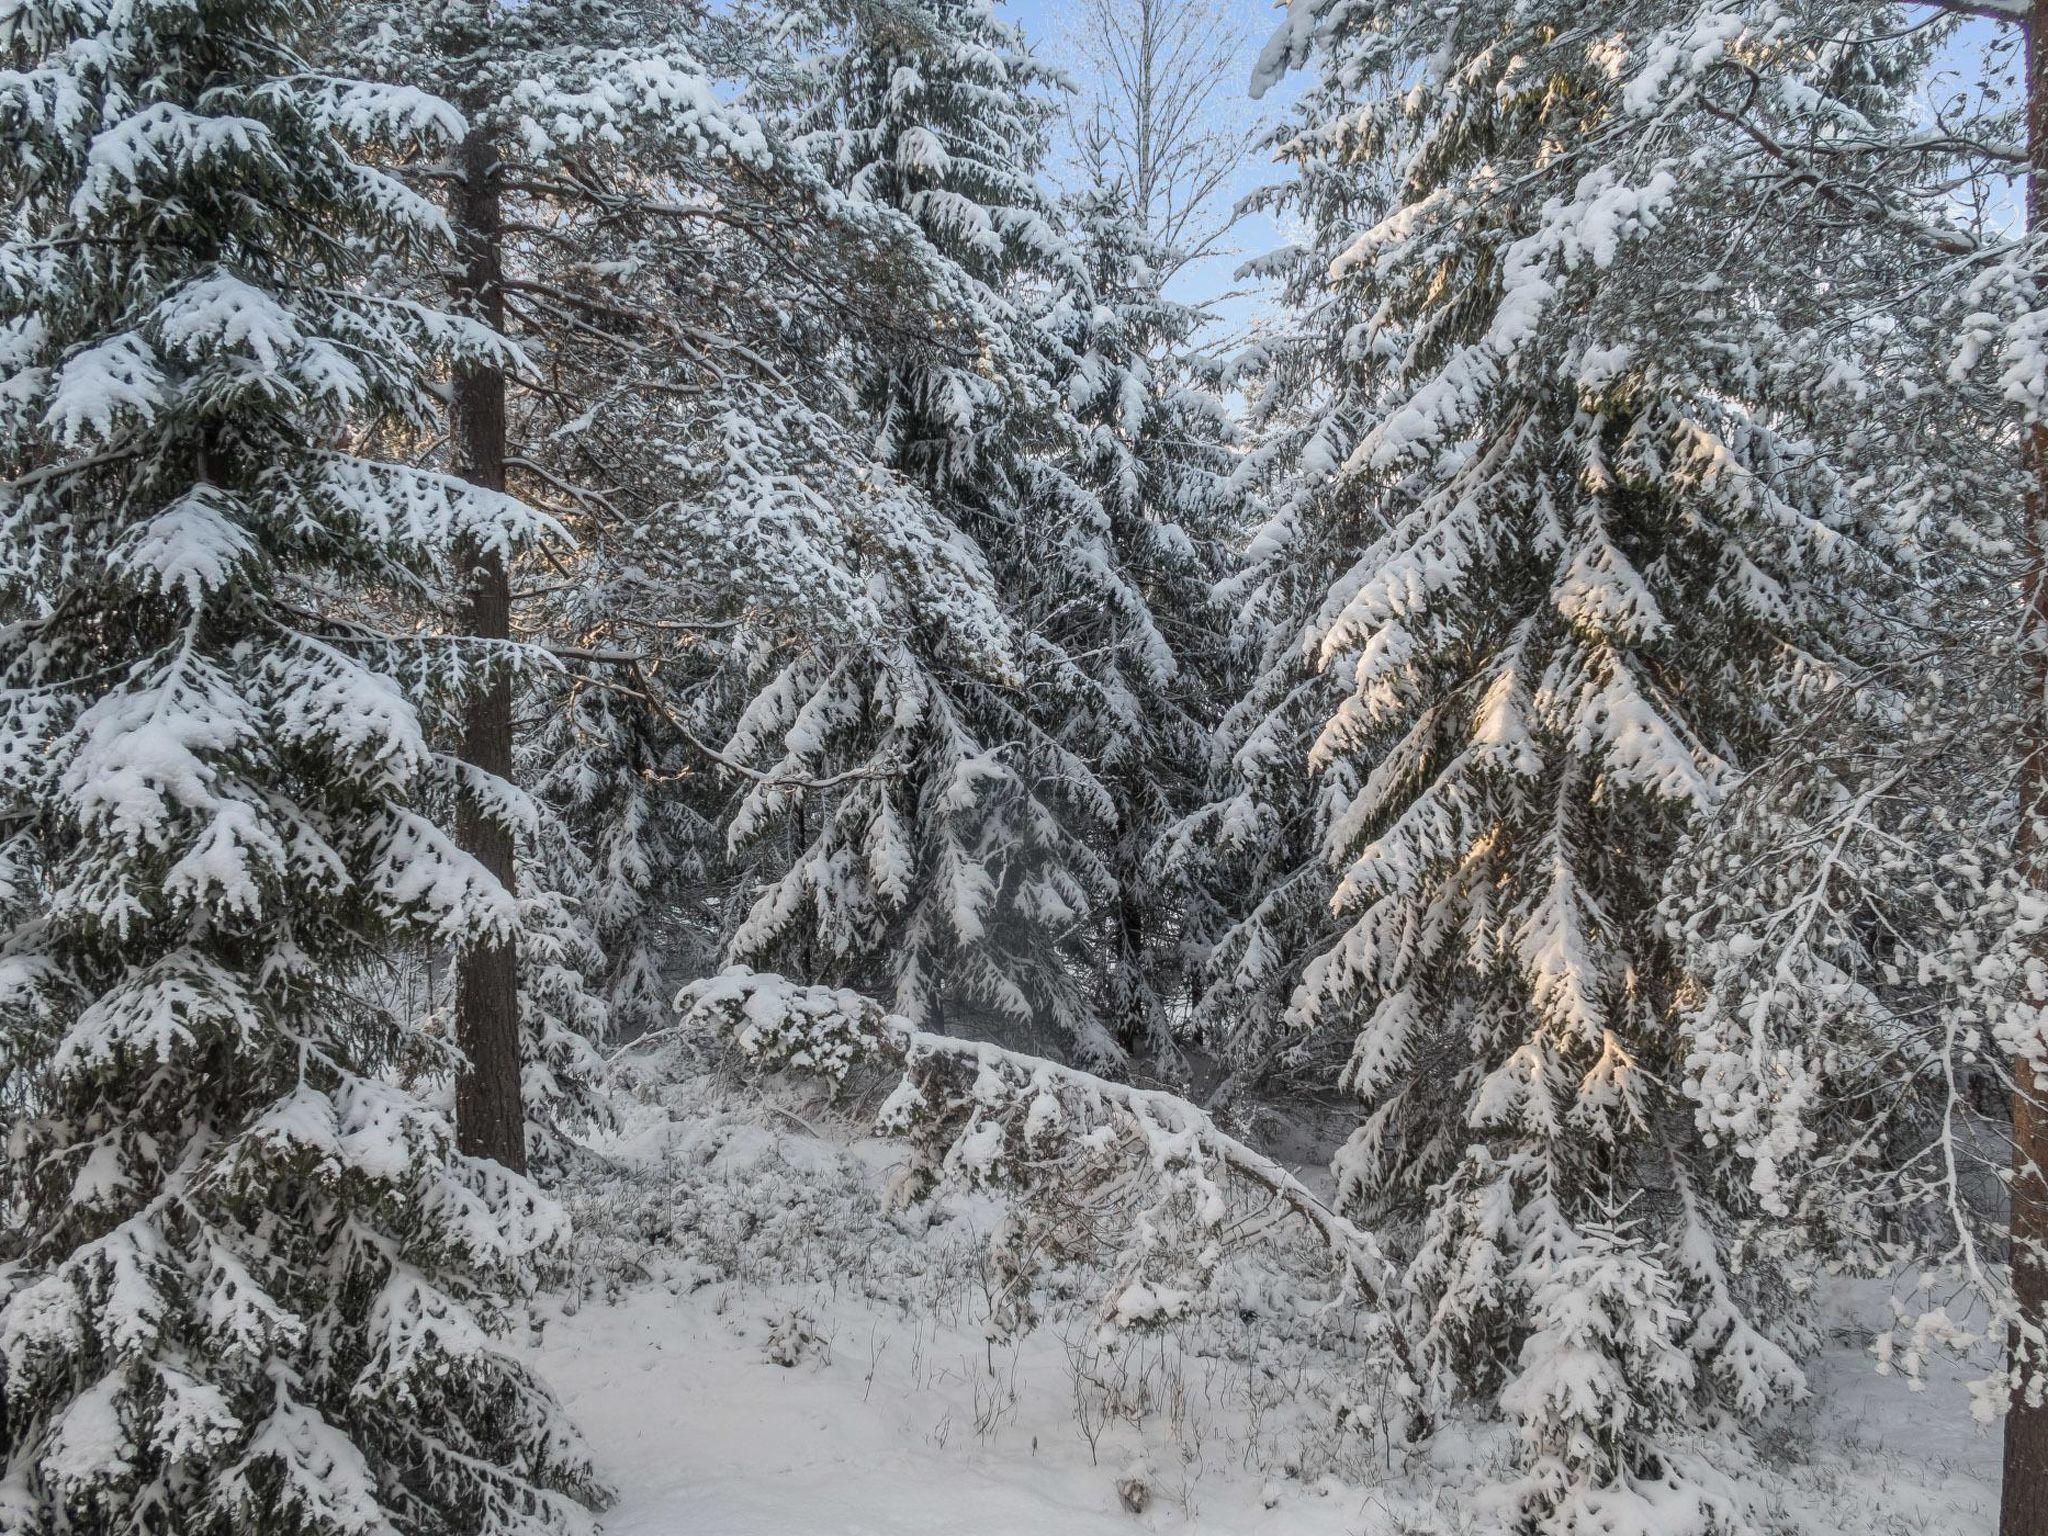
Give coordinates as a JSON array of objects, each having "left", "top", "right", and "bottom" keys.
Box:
[
  {"left": 1187, "top": 1, "right": 2023, "bottom": 1526},
  {"left": 2, "top": 2, "right": 2042, "bottom": 1532},
  {"left": 0, "top": 0, "right": 602, "bottom": 1526}
]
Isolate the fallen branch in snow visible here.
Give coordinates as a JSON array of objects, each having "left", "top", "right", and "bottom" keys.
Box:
[{"left": 675, "top": 966, "right": 1430, "bottom": 1434}]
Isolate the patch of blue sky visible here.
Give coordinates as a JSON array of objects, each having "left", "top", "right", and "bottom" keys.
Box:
[{"left": 1009, "top": 0, "right": 1306, "bottom": 343}]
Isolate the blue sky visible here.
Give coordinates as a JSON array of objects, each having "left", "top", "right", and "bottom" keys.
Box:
[{"left": 1004, "top": 0, "right": 1303, "bottom": 341}]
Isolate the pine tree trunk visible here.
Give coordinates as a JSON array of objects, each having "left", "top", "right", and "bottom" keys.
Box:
[
  {"left": 449, "top": 124, "right": 527, "bottom": 1175},
  {"left": 2007, "top": 10, "right": 2048, "bottom": 1530}
]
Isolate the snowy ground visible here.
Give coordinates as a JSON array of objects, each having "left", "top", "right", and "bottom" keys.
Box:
[
  {"left": 528, "top": 1067, "right": 2005, "bottom": 1535},
  {"left": 537, "top": 1284, "right": 1351, "bottom": 1536}
]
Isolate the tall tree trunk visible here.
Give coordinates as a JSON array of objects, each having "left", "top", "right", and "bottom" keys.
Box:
[
  {"left": 2007, "top": 8, "right": 2048, "bottom": 1530},
  {"left": 449, "top": 123, "right": 526, "bottom": 1174}
]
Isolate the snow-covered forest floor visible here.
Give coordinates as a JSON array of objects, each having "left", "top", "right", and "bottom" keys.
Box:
[{"left": 527, "top": 1057, "right": 2002, "bottom": 1536}]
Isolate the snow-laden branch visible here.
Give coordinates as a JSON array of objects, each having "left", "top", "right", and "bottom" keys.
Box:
[
  {"left": 676, "top": 967, "right": 1428, "bottom": 1425},
  {"left": 1912, "top": 0, "right": 2029, "bottom": 22}
]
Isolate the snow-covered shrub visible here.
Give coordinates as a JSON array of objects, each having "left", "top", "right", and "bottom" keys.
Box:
[
  {"left": 549, "top": 1038, "right": 1429, "bottom": 1488},
  {"left": 762, "top": 1306, "right": 828, "bottom": 1368},
  {"left": 676, "top": 966, "right": 1427, "bottom": 1438},
  {"left": 550, "top": 1058, "right": 987, "bottom": 1309}
]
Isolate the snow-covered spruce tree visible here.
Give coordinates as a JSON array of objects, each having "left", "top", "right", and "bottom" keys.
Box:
[
  {"left": 521, "top": 666, "right": 710, "bottom": 1044},
  {"left": 1159, "top": 476, "right": 1360, "bottom": 1098},
  {"left": 343, "top": 0, "right": 1028, "bottom": 1072},
  {"left": 514, "top": 804, "right": 620, "bottom": 1168},
  {"left": 1160, "top": 74, "right": 1399, "bottom": 1093},
  {"left": 726, "top": 0, "right": 1146, "bottom": 1066},
  {"left": 489, "top": 140, "right": 1025, "bottom": 1052},
  {"left": 1042, "top": 187, "right": 1240, "bottom": 1061},
  {"left": 341, "top": 0, "right": 764, "bottom": 1057},
  {"left": 1234, "top": 2, "right": 1959, "bottom": 1526},
  {"left": 1622, "top": 1, "right": 2042, "bottom": 1501},
  {"left": 514, "top": 386, "right": 1021, "bottom": 1052},
  {"left": 0, "top": 0, "right": 604, "bottom": 1529},
  {"left": 339, "top": 0, "right": 775, "bottom": 1163}
]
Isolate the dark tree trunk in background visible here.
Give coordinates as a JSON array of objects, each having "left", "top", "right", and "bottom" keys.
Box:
[
  {"left": 449, "top": 123, "right": 526, "bottom": 1174},
  {"left": 1112, "top": 873, "right": 1148, "bottom": 1058}
]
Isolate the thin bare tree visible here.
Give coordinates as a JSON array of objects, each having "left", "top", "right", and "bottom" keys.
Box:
[{"left": 1060, "top": 0, "right": 1255, "bottom": 277}]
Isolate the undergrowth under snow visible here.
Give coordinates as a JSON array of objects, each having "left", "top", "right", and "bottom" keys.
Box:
[{"left": 527, "top": 1053, "right": 2002, "bottom": 1535}]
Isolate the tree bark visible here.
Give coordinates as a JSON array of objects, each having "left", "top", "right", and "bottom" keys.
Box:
[
  {"left": 449, "top": 124, "right": 527, "bottom": 1175},
  {"left": 2008, "top": 8, "right": 2048, "bottom": 1530}
]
